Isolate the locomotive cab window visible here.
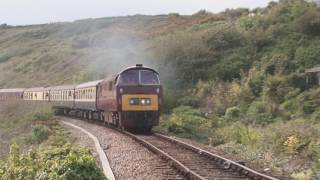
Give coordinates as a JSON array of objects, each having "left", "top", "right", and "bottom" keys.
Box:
[
  {"left": 119, "top": 70, "right": 139, "bottom": 85},
  {"left": 119, "top": 69, "right": 160, "bottom": 85},
  {"left": 140, "top": 70, "right": 160, "bottom": 85}
]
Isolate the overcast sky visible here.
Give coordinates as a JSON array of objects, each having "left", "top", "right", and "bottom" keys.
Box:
[{"left": 0, "top": 0, "right": 273, "bottom": 25}]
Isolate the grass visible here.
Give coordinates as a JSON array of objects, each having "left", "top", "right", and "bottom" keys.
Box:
[{"left": 0, "top": 101, "right": 105, "bottom": 179}]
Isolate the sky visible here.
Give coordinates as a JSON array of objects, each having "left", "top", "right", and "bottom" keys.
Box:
[{"left": 0, "top": 0, "right": 273, "bottom": 25}]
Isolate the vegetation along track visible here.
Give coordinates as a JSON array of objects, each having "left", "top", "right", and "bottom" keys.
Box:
[{"left": 61, "top": 116, "right": 278, "bottom": 180}]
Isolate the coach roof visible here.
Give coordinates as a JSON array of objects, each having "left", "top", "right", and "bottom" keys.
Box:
[
  {"left": 49, "top": 85, "right": 75, "bottom": 91},
  {"left": 76, "top": 80, "right": 103, "bottom": 89},
  {"left": 0, "top": 88, "right": 25, "bottom": 93},
  {"left": 24, "top": 87, "right": 46, "bottom": 92}
]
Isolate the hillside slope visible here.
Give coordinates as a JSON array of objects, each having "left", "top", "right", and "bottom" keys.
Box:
[{"left": 0, "top": 14, "right": 220, "bottom": 87}]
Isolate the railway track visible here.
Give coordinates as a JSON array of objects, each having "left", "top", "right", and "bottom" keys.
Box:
[
  {"left": 61, "top": 116, "right": 279, "bottom": 180},
  {"left": 123, "top": 131, "right": 278, "bottom": 180}
]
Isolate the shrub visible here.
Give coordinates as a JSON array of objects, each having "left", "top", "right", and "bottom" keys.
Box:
[
  {"left": 0, "top": 144, "right": 105, "bottom": 180},
  {"left": 287, "top": 73, "right": 307, "bottom": 90},
  {"left": 298, "top": 88, "right": 320, "bottom": 115},
  {"left": 311, "top": 110, "right": 320, "bottom": 123},
  {"left": 263, "top": 76, "right": 291, "bottom": 105},
  {"left": 225, "top": 106, "right": 241, "bottom": 120},
  {"left": 295, "top": 10, "right": 320, "bottom": 36},
  {"left": 291, "top": 169, "right": 314, "bottom": 180},
  {"left": 294, "top": 45, "right": 320, "bottom": 69},
  {"left": 283, "top": 135, "right": 300, "bottom": 155},
  {"left": 166, "top": 106, "right": 207, "bottom": 135},
  {"left": 248, "top": 74, "right": 264, "bottom": 97},
  {"left": 31, "top": 106, "right": 53, "bottom": 121},
  {"left": 212, "top": 122, "right": 261, "bottom": 146},
  {"left": 32, "top": 125, "right": 51, "bottom": 143},
  {"left": 246, "top": 101, "right": 274, "bottom": 125}
]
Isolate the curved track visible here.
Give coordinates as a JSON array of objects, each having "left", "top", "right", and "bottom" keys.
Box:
[
  {"left": 61, "top": 116, "right": 279, "bottom": 180},
  {"left": 123, "top": 132, "right": 278, "bottom": 180}
]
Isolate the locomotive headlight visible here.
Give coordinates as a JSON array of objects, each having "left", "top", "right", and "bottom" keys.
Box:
[
  {"left": 141, "top": 98, "right": 151, "bottom": 105},
  {"left": 129, "top": 98, "right": 139, "bottom": 105},
  {"left": 120, "top": 88, "right": 124, "bottom": 94},
  {"left": 141, "top": 99, "right": 146, "bottom": 105},
  {"left": 156, "top": 88, "right": 160, "bottom": 93},
  {"left": 129, "top": 99, "right": 135, "bottom": 104}
]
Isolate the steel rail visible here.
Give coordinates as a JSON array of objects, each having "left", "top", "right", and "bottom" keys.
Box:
[{"left": 153, "top": 133, "right": 279, "bottom": 180}]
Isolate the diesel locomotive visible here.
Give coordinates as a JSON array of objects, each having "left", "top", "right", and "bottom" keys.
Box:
[{"left": 0, "top": 64, "right": 162, "bottom": 131}]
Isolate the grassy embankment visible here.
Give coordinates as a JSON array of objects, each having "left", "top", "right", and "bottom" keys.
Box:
[{"left": 0, "top": 101, "right": 105, "bottom": 179}]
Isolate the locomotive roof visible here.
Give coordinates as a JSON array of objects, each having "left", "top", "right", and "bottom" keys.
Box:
[
  {"left": 119, "top": 65, "right": 159, "bottom": 75},
  {"left": 0, "top": 88, "right": 25, "bottom": 93},
  {"left": 49, "top": 85, "right": 75, "bottom": 90},
  {"left": 76, "top": 80, "right": 103, "bottom": 89}
]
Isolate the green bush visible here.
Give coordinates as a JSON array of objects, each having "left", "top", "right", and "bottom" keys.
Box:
[
  {"left": 0, "top": 144, "right": 105, "bottom": 180},
  {"left": 294, "top": 45, "right": 320, "bottom": 69},
  {"left": 295, "top": 9, "right": 320, "bottom": 36},
  {"left": 246, "top": 101, "right": 274, "bottom": 125},
  {"left": 166, "top": 106, "right": 207, "bottom": 135},
  {"left": 263, "top": 76, "right": 288, "bottom": 104},
  {"left": 32, "top": 125, "right": 51, "bottom": 143},
  {"left": 212, "top": 122, "right": 261, "bottom": 146},
  {"left": 225, "top": 106, "right": 241, "bottom": 120},
  {"left": 32, "top": 107, "right": 53, "bottom": 121},
  {"left": 248, "top": 74, "right": 264, "bottom": 97},
  {"left": 298, "top": 88, "right": 320, "bottom": 115}
]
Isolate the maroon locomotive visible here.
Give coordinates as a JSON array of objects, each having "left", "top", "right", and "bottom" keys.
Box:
[{"left": 0, "top": 64, "right": 162, "bottom": 131}]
